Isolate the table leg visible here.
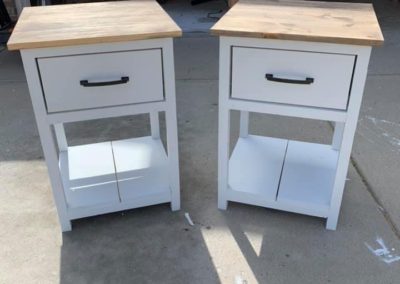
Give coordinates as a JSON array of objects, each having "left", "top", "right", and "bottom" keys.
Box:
[
  {"left": 163, "top": 39, "right": 180, "bottom": 211},
  {"left": 22, "top": 52, "right": 71, "bottom": 232},
  {"left": 218, "top": 106, "right": 230, "bottom": 210},
  {"left": 54, "top": 123, "right": 68, "bottom": 151},
  {"left": 326, "top": 120, "right": 355, "bottom": 230},
  {"left": 332, "top": 122, "right": 344, "bottom": 150},
  {"left": 218, "top": 38, "right": 232, "bottom": 210},
  {"left": 150, "top": 111, "right": 160, "bottom": 139},
  {"left": 240, "top": 111, "right": 249, "bottom": 138},
  {"left": 38, "top": 123, "right": 72, "bottom": 231},
  {"left": 326, "top": 47, "right": 371, "bottom": 230},
  {"left": 165, "top": 108, "right": 180, "bottom": 211}
]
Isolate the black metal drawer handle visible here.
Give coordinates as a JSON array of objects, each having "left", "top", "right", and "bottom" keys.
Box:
[
  {"left": 265, "top": 74, "right": 314, "bottom": 85},
  {"left": 80, "top": 76, "right": 129, "bottom": 87}
]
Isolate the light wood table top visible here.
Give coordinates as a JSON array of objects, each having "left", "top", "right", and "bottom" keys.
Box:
[
  {"left": 8, "top": 0, "right": 182, "bottom": 50},
  {"left": 211, "top": 0, "right": 384, "bottom": 46}
]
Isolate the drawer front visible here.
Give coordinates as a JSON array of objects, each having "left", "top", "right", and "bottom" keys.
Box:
[
  {"left": 38, "top": 49, "right": 164, "bottom": 113},
  {"left": 231, "top": 47, "right": 355, "bottom": 110}
]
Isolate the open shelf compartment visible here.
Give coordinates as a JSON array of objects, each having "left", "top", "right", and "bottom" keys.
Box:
[
  {"left": 228, "top": 135, "right": 287, "bottom": 207},
  {"left": 228, "top": 135, "right": 339, "bottom": 217},
  {"left": 59, "top": 136, "right": 170, "bottom": 214},
  {"left": 112, "top": 137, "right": 170, "bottom": 202}
]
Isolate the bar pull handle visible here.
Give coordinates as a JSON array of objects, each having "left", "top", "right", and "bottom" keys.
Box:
[
  {"left": 265, "top": 74, "right": 314, "bottom": 85},
  {"left": 80, "top": 76, "right": 129, "bottom": 87}
]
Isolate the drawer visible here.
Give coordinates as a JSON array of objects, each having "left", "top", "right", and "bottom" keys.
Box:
[
  {"left": 37, "top": 49, "right": 164, "bottom": 113},
  {"left": 231, "top": 47, "right": 355, "bottom": 110}
]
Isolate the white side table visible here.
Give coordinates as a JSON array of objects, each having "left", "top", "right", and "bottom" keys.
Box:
[
  {"left": 211, "top": 0, "right": 383, "bottom": 230},
  {"left": 8, "top": 1, "right": 182, "bottom": 231}
]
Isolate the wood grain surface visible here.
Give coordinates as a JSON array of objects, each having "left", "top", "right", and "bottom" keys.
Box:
[
  {"left": 211, "top": 0, "right": 384, "bottom": 46},
  {"left": 8, "top": 0, "right": 182, "bottom": 50}
]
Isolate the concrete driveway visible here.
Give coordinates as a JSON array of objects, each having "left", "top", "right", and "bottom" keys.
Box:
[{"left": 0, "top": 0, "right": 399, "bottom": 283}]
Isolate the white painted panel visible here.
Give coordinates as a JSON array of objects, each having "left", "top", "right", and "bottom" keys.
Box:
[
  {"left": 231, "top": 47, "right": 355, "bottom": 110},
  {"left": 112, "top": 136, "right": 170, "bottom": 201},
  {"left": 277, "top": 140, "right": 339, "bottom": 212},
  {"left": 64, "top": 182, "right": 119, "bottom": 209},
  {"left": 59, "top": 141, "right": 119, "bottom": 208},
  {"left": 228, "top": 135, "right": 287, "bottom": 202},
  {"left": 38, "top": 49, "right": 164, "bottom": 113},
  {"left": 67, "top": 192, "right": 171, "bottom": 220}
]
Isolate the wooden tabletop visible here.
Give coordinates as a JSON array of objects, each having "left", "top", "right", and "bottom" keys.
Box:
[
  {"left": 211, "top": 0, "right": 384, "bottom": 46},
  {"left": 7, "top": 0, "right": 182, "bottom": 50}
]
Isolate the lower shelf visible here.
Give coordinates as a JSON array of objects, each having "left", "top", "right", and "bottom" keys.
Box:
[
  {"left": 277, "top": 139, "right": 338, "bottom": 216},
  {"left": 112, "top": 137, "right": 170, "bottom": 202},
  {"left": 228, "top": 135, "right": 339, "bottom": 217},
  {"left": 59, "top": 136, "right": 171, "bottom": 219}
]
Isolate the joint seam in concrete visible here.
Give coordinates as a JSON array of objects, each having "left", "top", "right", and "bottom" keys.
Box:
[
  {"left": 328, "top": 121, "right": 400, "bottom": 239},
  {"left": 0, "top": 79, "right": 27, "bottom": 83},
  {"left": 350, "top": 156, "right": 400, "bottom": 240},
  {"left": 368, "top": 73, "right": 400, "bottom": 77}
]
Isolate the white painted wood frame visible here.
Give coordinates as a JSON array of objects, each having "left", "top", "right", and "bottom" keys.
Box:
[
  {"left": 217, "top": 36, "right": 371, "bottom": 230},
  {"left": 21, "top": 38, "right": 180, "bottom": 231}
]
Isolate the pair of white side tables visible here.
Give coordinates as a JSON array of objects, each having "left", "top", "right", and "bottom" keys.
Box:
[{"left": 7, "top": 0, "right": 383, "bottom": 231}]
